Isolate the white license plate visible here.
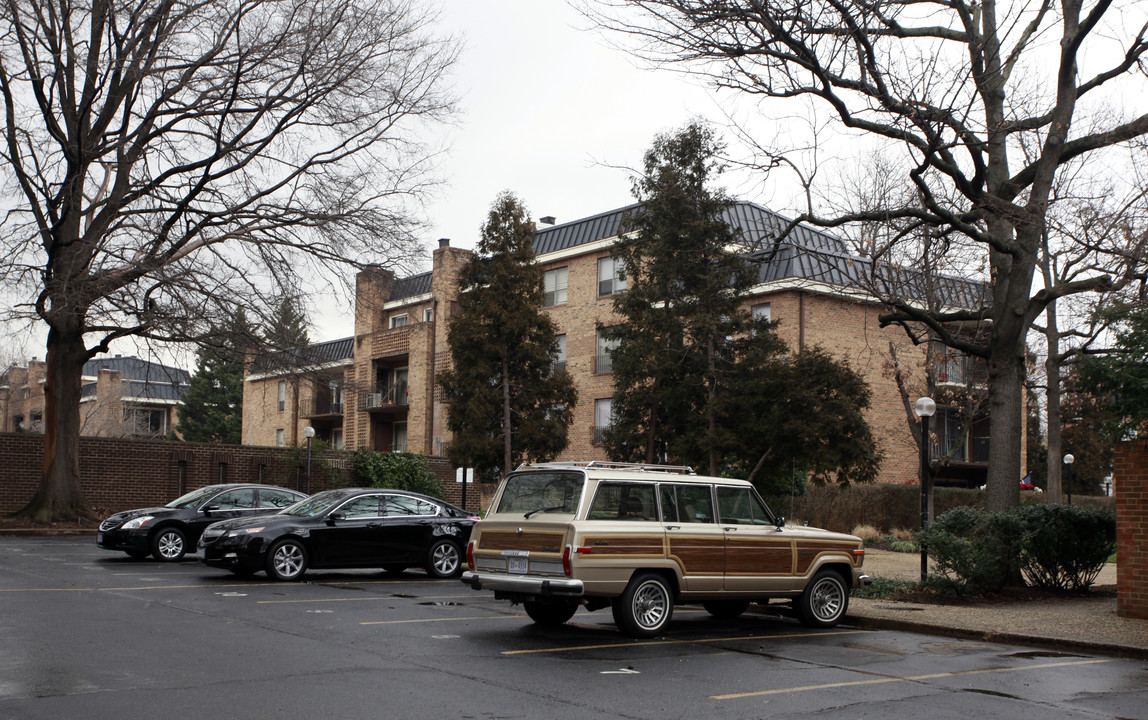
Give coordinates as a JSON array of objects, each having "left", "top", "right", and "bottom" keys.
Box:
[{"left": 508, "top": 557, "right": 528, "bottom": 574}]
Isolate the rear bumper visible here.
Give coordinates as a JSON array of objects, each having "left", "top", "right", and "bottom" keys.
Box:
[{"left": 461, "top": 571, "right": 584, "bottom": 597}]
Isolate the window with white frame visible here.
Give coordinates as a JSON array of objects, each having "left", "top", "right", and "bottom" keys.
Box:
[
  {"left": 423, "top": 308, "right": 433, "bottom": 322},
  {"left": 593, "top": 398, "right": 613, "bottom": 445},
  {"left": 552, "top": 335, "right": 567, "bottom": 374},
  {"left": 389, "top": 314, "right": 408, "bottom": 329},
  {"left": 543, "top": 267, "right": 568, "bottom": 307},
  {"left": 596, "top": 330, "right": 619, "bottom": 373},
  {"left": 277, "top": 380, "right": 286, "bottom": 412},
  {"left": 598, "top": 256, "right": 627, "bottom": 296},
  {"left": 393, "top": 422, "right": 408, "bottom": 452},
  {"left": 123, "top": 407, "right": 166, "bottom": 436},
  {"left": 752, "top": 302, "right": 771, "bottom": 322},
  {"left": 276, "top": 429, "right": 285, "bottom": 447}
]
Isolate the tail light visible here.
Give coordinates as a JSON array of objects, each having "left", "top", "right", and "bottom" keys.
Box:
[
  {"left": 467, "top": 540, "right": 475, "bottom": 570},
  {"left": 562, "top": 545, "right": 572, "bottom": 577}
]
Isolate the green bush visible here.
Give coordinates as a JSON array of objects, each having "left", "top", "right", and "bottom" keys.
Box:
[
  {"left": 916, "top": 506, "right": 1025, "bottom": 594},
  {"left": 1014, "top": 504, "right": 1116, "bottom": 591},
  {"left": 351, "top": 450, "right": 444, "bottom": 499}
]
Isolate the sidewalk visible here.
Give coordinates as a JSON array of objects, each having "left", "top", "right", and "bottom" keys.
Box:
[{"left": 848, "top": 549, "right": 1148, "bottom": 658}]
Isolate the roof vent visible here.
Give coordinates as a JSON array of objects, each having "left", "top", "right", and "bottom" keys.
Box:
[
  {"left": 539, "top": 216, "right": 556, "bottom": 226},
  {"left": 438, "top": 238, "right": 450, "bottom": 248}
]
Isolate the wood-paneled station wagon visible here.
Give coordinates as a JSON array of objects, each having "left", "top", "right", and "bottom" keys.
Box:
[{"left": 461, "top": 462, "right": 870, "bottom": 637}]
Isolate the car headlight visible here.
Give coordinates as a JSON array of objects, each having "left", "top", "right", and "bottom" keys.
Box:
[
  {"left": 121, "top": 516, "right": 155, "bottom": 529},
  {"left": 228, "top": 527, "right": 264, "bottom": 537}
]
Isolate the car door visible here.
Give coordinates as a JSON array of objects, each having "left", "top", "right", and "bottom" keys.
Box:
[
  {"left": 310, "top": 494, "right": 384, "bottom": 567},
  {"left": 716, "top": 485, "right": 796, "bottom": 592},
  {"left": 660, "top": 483, "right": 724, "bottom": 591},
  {"left": 373, "top": 494, "right": 438, "bottom": 564},
  {"left": 190, "top": 487, "right": 258, "bottom": 542}
]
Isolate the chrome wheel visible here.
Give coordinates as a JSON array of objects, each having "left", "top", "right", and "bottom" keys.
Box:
[
  {"left": 798, "top": 570, "right": 848, "bottom": 628},
  {"left": 613, "top": 573, "right": 673, "bottom": 637},
  {"left": 152, "top": 528, "right": 186, "bottom": 562},
  {"left": 425, "top": 540, "right": 461, "bottom": 579},
  {"left": 267, "top": 539, "right": 307, "bottom": 581}
]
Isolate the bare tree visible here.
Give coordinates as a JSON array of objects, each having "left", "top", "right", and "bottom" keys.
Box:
[
  {"left": 588, "top": 0, "right": 1148, "bottom": 510},
  {"left": 0, "top": 0, "right": 457, "bottom": 521}
]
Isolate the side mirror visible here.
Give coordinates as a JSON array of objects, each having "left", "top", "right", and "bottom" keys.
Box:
[
  {"left": 774, "top": 516, "right": 786, "bottom": 530},
  {"left": 327, "top": 512, "right": 346, "bottom": 524},
  {"left": 202, "top": 504, "right": 221, "bottom": 514}
]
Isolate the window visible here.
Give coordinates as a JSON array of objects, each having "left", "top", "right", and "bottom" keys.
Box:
[
  {"left": 123, "top": 407, "right": 166, "bottom": 436},
  {"left": 340, "top": 495, "right": 384, "bottom": 518},
  {"left": 330, "top": 382, "right": 344, "bottom": 414},
  {"left": 389, "top": 314, "right": 408, "bottom": 329},
  {"left": 543, "top": 267, "right": 568, "bottom": 307},
  {"left": 260, "top": 488, "right": 301, "bottom": 508},
  {"left": 552, "top": 335, "right": 567, "bottom": 374},
  {"left": 752, "top": 302, "right": 771, "bottom": 322},
  {"left": 276, "top": 429, "right": 285, "bottom": 447},
  {"left": 934, "top": 346, "right": 968, "bottom": 385},
  {"left": 934, "top": 408, "right": 967, "bottom": 461},
  {"left": 210, "top": 488, "right": 256, "bottom": 510},
  {"left": 385, "top": 495, "right": 438, "bottom": 516},
  {"left": 332, "top": 428, "right": 344, "bottom": 450},
  {"left": 660, "top": 484, "right": 714, "bottom": 523},
  {"left": 593, "top": 398, "right": 613, "bottom": 445},
  {"left": 716, "top": 486, "right": 773, "bottom": 525},
  {"left": 423, "top": 308, "right": 434, "bottom": 322},
  {"left": 277, "top": 380, "right": 286, "bottom": 412},
  {"left": 598, "top": 256, "right": 627, "bottom": 296},
  {"left": 393, "top": 422, "right": 407, "bottom": 452},
  {"left": 596, "top": 330, "right": 619, "bottom": 373},
  {"left": 588, "top": 482, "right": 656, "bottom": 521}
]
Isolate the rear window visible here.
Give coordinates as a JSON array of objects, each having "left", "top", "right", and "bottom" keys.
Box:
[{"left": 495, "top": 471, "right": 583, "bottom": 516}]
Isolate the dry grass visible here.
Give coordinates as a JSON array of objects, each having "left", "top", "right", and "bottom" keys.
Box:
[
  {"left": 851, "top": 524, "right": 883, "bottom": 541},
  {"left": 890, "top": 527, "right": 915, "bottom": 541}
]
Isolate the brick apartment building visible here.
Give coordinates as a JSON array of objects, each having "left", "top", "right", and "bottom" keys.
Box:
[
  {"left": 1, "top": 355, "right": 190, "bottom": 438},
  {"left": 242, "top": 201, "right": 995, "bottom": 486}
]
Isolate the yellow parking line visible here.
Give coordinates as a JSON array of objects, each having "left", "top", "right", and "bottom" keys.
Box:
[
  {"left": 710, "top": 658, "right": 1118, "bottom": 699},
  {"left": 361, "top": 614, "right": 525, "bottom": 625},
  {"left": 501, "top": 630, "right": 866, "bottom": 655}
]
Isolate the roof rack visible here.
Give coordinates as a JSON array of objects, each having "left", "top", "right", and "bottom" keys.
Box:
[{"left": 515, "top": 461, "right": 696, "bottom": 475}]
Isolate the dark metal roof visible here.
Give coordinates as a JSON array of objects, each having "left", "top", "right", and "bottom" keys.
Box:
[
  {"left": 249, "top": 336, "right": 354, "bottom": 375},
  {"left": 529, "top": 201, "right": 851, "bottom": 257},
  {"left": 80, "top": 356, "right": 191, "bottom": 401},
  {"left": 393, "top": 271, "right": 432, "bottom": 301}
]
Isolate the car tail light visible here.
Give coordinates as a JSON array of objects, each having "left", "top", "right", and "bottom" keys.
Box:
[
  {"left": 562, "top": 546, "right": 572, "bottom": 577},
  {"left": 467, "top": 540, "right": 475, "bottom": 570}
]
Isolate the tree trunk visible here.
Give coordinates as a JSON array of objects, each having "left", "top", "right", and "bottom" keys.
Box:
[
  {"left": 16, "top": 327, "right": 95, "bottom": 522},
  {"left": 984, "top": 334, "right": 1025, "bottom": 512},
  {"left": 1044, "top": 303, "right": 1064, "bottom": 503}
]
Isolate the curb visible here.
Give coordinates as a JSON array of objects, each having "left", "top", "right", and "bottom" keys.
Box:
[
  {"left": 846, "top": 613, "right": 1148, "bottom": 660},
  {"left": 0, "top": 528, "right": 95, "bottom": 537}
]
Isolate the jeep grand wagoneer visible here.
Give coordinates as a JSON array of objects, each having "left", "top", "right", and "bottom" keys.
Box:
[{"left": 461, "top": 462, "right": 869, "bottom": 637}]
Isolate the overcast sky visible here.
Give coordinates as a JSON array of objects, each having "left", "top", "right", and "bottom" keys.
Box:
[{"left": 306, "top": 0, "right": 801, "bottom": 342}]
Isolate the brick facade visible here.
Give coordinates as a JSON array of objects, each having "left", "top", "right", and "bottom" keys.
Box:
[
  {"left": 241, "top": 211, "right": 1004, "bottom": 487},
  {"left": 1115, "top": 439, "right": 1148, "bottom": 618},
  {"left": 0, "top": 433, "right": 479, "bottom": 517}
]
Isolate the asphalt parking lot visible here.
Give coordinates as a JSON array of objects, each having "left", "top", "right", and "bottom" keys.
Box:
[{"left": 3, "top": 536, "right": 1146, "bottom": 720}]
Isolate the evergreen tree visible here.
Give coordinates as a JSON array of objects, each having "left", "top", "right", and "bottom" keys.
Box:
[
  {"left": 605, "top": 121, "right": 880, "bottom": 486},
  {"left": 176, "top": 310, "right": 256, "bottom": 444},
  {"left": 264, "top": 296, "right": 311, "bottom": 350},
  {"left": 440, "top": 193, "right": 578, "bottom": 479},
  {"left": 603, "top": 122, "right": 759, "bottom": 474},
  {"left": 1077, "top": 304, "right": 1148, "bottom": 442}
]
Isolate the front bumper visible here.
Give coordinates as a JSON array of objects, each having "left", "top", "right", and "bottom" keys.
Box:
[
  {"left": 97, "top": 529, "right": 149, "bottom": 553},
  {"left": 199, "top": 538, "right": 266, "bottom": 571},
  {"left": 461, "top": 571, "right": 584, "bottom": 597}
]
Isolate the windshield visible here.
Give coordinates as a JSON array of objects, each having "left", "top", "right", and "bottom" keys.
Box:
[
  {"left": 495, "top": 471, "right": 583, "bottom": 516},
  {"left": 280, "top": 489, "right": 356, "bottom": 518},
  {"left": 165, "top": 486, "right": 223, "bottom": 509}
]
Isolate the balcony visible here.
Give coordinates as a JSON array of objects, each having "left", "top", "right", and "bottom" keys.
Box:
[
  {"left": 365, "top": 384, "right": 409, "bottom": 415},
  {"left": 595, "top": 354, "right": 613, "bottom": 374},
  {"left": 305, "top": 400, "right": 344, "bottom": 418}
]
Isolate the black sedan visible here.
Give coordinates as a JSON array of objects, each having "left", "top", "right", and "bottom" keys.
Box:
[
  {"left": 98, "top": 484, "right": 307, "bottom": 562},
  {"left": 198, "top": 488, "right": 479, "bottom": 580}
]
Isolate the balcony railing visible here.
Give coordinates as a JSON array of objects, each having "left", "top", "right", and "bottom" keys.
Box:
[
  {"left": 593, "top": 425, "right": 609, "bottom": 445},
  {"left": 595, "top": 354, "right": 613, "bottom": 374},
  {"left": 365, "top": 384, "right": 409, "bottom": 410},
  {"left": 307, "top": 400, "right": 344, "bottom": 417}
]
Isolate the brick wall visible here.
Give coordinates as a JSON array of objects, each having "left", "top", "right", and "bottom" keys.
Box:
[
  {"left": 0, "top": 433, "right": 472, "bottom": 517},
  {"left": 1115, "top": 440, "right": 1148, "bottom": 618}
]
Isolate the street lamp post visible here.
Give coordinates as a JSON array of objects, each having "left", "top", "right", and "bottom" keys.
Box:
[
  {"left": 303, "top": 426, "right": 316, "bottom": 495},
  {"left": 1064, "top": 453, "right": 1074, "bottom": 506},
  {"left": 915, "top": 397, "right": 936, "bottom": 585}
]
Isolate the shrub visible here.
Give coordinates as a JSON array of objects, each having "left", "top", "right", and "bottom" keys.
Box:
[
  {"left": 917, "top": 506, "right": 1024, "bottom": 593},
  {"left": 851, "top": 524, "right": 882, "bottom": 542},
  {"left": 1014, "top": 504, "right": 1116, "bottom": 591},
  {"left": 351, "top": 450, "right": 444, "bottom": 499}
]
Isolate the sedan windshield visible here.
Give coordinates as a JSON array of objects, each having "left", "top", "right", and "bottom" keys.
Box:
[
  {"left": 165, "top": 486, "right": 222, "bottom": 509},
  {"left": 281, "top": 489, "right": 356, "bottom": 518}
]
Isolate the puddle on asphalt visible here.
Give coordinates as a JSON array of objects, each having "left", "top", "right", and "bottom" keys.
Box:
[
  {"left": 1001, "top": 650, "right": 1082, "bottom": 659},
  {"left": 418, "top": 601, "right": 463, "bottom": 606}
]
